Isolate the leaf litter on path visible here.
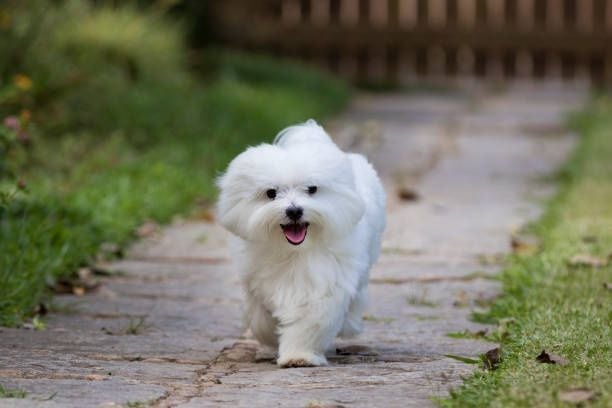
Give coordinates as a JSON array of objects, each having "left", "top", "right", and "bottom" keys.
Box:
[
  {"left": 510, "top": 234, "right": 540, "bottom": 255},
  {"left": 483, "top": 348, "right": 501, "bottom": 370},
  {"left": 397, "top": 187, "right": 420, "bottom": 202},
  {"left": 52, "top": 267, "right": 100, "bottom": 296},
  {"left": 135, "top": 219, "right": 160, "bottom": 238},
  {"left": 536, "top": 350, "right": 568, "bottom": 365},
  {"left": 193, "top": 209, "right": 215, "bottom": 222}
]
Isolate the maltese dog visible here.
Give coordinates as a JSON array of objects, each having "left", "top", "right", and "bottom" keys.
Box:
[{"left": 217, "top": 120, "right": 386, "bottom": 367}]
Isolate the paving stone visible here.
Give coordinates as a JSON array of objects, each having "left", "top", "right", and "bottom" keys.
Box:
[
  {"left": 181, "top": 360, "right": 472, "bottom": 408},
  {"left": 0, "top": 378, "right": 167, "bottom": 408}
]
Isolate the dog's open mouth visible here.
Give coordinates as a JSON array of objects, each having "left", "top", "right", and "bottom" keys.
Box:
[{"left": 281, "top": 222, "right": 309, "bottom": 245}]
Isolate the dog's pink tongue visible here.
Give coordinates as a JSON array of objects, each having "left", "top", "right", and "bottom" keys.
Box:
[{"left": 282, "top": 224, "right": 307, "bottom": 244}]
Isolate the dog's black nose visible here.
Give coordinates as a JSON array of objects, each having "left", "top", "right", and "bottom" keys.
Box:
[{"left": 285, "top": 206, "right": 303, "bottom": 221}]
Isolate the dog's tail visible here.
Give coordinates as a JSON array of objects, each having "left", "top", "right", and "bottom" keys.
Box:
[{"left": 273, "top": 119, "right": 334, "bottom": 148}]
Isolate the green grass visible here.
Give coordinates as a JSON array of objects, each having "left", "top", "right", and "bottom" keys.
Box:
[
  {"left": 442, "top": 98, "right": 612, "bottom": 407},
  {"left": 0, "top": 2, "right": 349, "bottom": 326},
  {"left": 125, "top": 402, "right": 148, "bottom": 408},
  {"left": 0, "top": 384, "right": 27, "bottom": 398}
]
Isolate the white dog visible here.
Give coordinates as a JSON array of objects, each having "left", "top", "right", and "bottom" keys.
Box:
[{"left": 217, "top": 120, "right": 385, "bottom": 367}]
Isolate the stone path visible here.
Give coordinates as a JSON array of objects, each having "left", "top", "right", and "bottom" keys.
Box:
[{"left": 0, "top": 85, "right": 585, "bottom": 407}]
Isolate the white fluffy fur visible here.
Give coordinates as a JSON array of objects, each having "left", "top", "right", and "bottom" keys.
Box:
[{"left": 217, "top": 120, "right": 386, "bottom": 367}]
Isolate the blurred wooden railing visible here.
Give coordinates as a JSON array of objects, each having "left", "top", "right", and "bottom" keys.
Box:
[{"left": 211, "top": 0, "right": 612, "bottom": 85}]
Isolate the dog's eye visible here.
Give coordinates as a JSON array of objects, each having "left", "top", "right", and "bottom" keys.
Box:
[
  {"left": 307, "top": 186, "right": 317, "bottom": 195},
  {"left": 266, "top": 189, "right": 277, "bottom": 200}
]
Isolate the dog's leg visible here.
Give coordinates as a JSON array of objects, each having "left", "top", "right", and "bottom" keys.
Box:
[
  {"left": 276, "top": 297, "right": 347, "bottom": 368},
  {"left": 339, "top": 287, "right": 367, "bottom": 338},
  {"left": 246, "top": 298, "right": 279, "bottom": 348}
]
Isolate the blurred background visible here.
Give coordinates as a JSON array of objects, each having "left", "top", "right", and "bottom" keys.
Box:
[
  {"left": 0, "top": 0, "right": 610, "bottom": 325},
  {"left": 209, "top": 0, "right": 612, "bottom": 86}
]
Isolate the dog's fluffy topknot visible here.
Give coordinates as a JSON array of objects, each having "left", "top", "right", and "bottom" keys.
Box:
[{"left": 273, "top": 119, "right": 335, "bottom": 148}]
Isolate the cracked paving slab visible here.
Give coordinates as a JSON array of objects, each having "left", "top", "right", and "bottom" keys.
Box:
[{"left": 0, "top": 85, "right": 586, "bottom": 407}]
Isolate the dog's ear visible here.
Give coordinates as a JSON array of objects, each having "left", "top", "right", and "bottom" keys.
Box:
[
  {"left": 215, "top": 172, "right": 233, "bottom": 231},
  {"left": 216, "top": 170, "right": 250, "bottom": 239},
  {"left": 217, "top": 144, "right": 278, "bottom": 239},
  {"left": 337, "top": 184, "right": 366, "bottom": 229}
]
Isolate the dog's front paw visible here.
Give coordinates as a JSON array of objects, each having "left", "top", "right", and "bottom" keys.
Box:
[{"left": 277, "top": 352, "right": 328, "bottom": 368}]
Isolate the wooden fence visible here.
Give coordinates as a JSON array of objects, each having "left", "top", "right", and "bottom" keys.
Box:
[{"left": 211, "top": 0, "right": 612, "bottom": 85}]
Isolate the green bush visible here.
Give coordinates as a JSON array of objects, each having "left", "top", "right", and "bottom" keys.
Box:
[{"left": 0, "top": 0, "right": 191, "bottom": 135}]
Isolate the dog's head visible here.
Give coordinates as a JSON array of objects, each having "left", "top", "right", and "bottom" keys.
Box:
[{"left": 217, "top": 122, "right": 365, "bottom": 247}]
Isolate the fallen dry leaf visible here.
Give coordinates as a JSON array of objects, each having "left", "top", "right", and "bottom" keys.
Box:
[
  {"left": 336, "top": 345, "right": 379, "bottom": 356},
  {"left": 567, "top": 254, "right": 609, "bottom": 268},
  {"left": 397, "top": 187, "right": 420, "bottom": 202},
  {"left": 193, "top": 209, "right": 216, "bottom": 222},
  {"left": 536, "top": 350, "right": 568, "bottom": 366},
  {"left": 511, "top": 234, "right": 540, "bottom": 255},
  {"left": 77, "top": 267, "right": 92, "bottom": 280},
  {"left": 85, "top": 374, "right": 107, "bottom": 381},
  {"left": 34, "top": 303, "right": 48, "bottom": 316},
  {"left": 72, "top": 286, "right": 86, "bottom": 296},
  {"left": 558, "top": 388, "right": 596, "bottom": 404},
  {"left": 136, "top": 219, "right": 159, "bottom": 238},
  {"left": 603, "top": 282, "right": 612, "bottom": 291},
  {"left": 53, "top": 276, "right": 99, "bottom": 295},
  {"left": 306, "top": 401, "right": 345, "bottom": 408},
  {"left": 483, "top": 347, "right": 501, "bottom": 370}
]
